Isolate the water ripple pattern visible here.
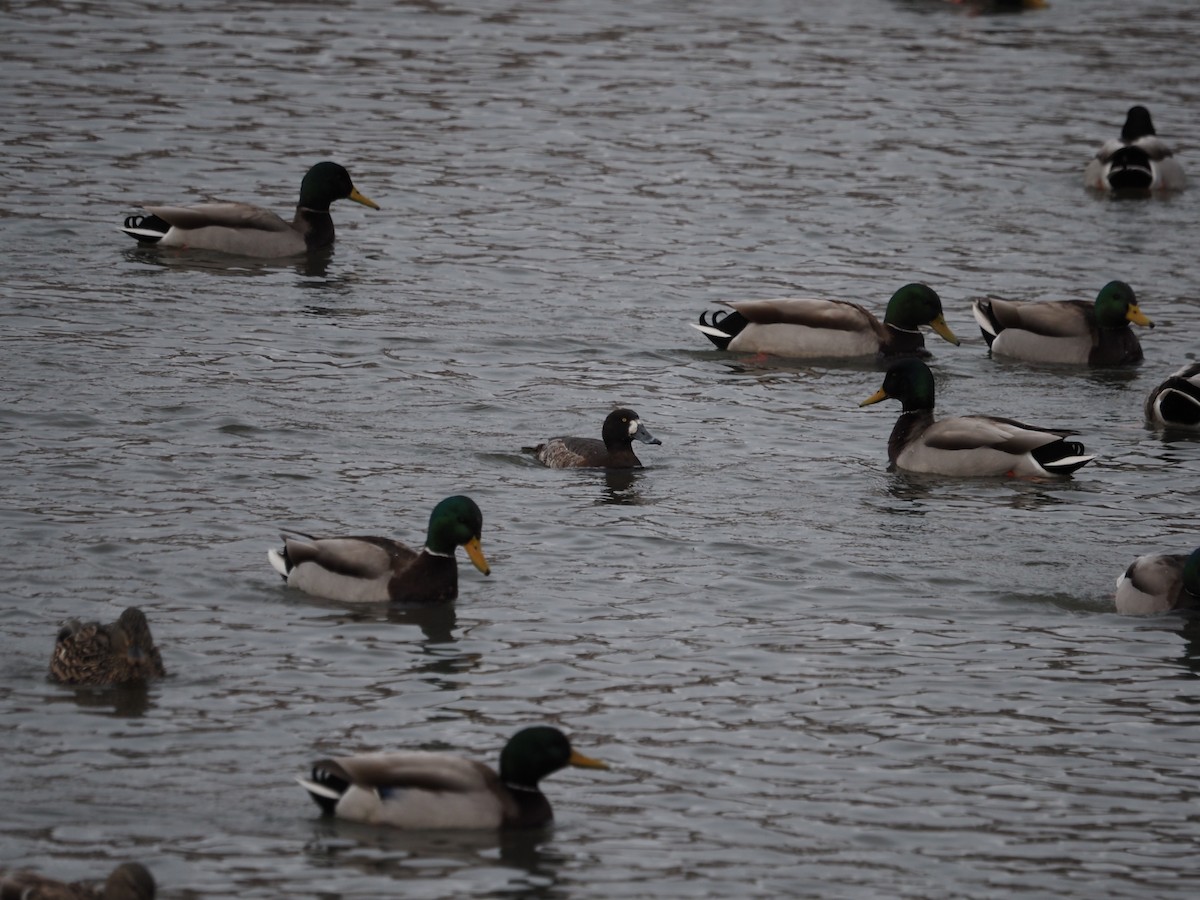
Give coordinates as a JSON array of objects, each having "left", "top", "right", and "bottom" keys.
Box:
[{"left": 2, "top": 1, "right": 1199, "bottom": 897}]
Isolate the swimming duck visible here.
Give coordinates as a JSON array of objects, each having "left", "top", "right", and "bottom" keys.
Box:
[
  {"left": 49, "top": 607, "right": 166, "bottom": 686},
  {"left": 1084, "top": 106, "right": 1186, "bottom": 192},
  {"left": 0, "top": 863, "right": 156, "bottom": 900},
  {"left": 531, "top": 408, "right": 661, "bottom": 468},
  {"left": 1115, "top": 548, "right": 1200, "bottom": 615},
  {"left": 298, "top": 725, "right": 608, "bottom": 830},
  {"left": 859, "top": 358, "right": 1096, "bottom": 477},
  {"left": 267, "top": 495, "right": 490, "bottom": 604},
  {"left": 971, "top": 280, "right": 1152, "bottom": 366},
  {"left": 120, "top": 161, "right": 379, "bottom": 257},
  {"left": 691, "top": 283, "right": 960, "bottom": 359},
  {"left": 1145, "top": 362, "right": 1200, "bottom": 429}
]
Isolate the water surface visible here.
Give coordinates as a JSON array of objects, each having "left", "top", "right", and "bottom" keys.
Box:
[{"left": 2, "top": 1, "right": 1199, "bottom": 897}]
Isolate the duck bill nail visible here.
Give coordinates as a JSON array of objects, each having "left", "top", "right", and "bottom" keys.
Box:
[
  {"left": 464, "top": 538, "right": 491, "bottom": 575},
  {"left": 636, "top": 426, "right": 661, "bottom": 445}
]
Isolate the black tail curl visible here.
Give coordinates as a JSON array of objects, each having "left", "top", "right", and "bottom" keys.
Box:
[
  {"left": 121, "top": 213, "right": 170, "bottom": 244},
  {"left": 305, "top": 762, "right": 351, "bottom": 816},
  {"left": 1030, "top": 439, "right": 1092, "bottom": 475},
  {"left": 1106, "top": 146, "right": 1154, "bottom": 191},
  {"left": 1156, "top": 380, "right": 1200, "bottom": 426},
  {"left": 696, "top": 309, "right": 748, "bottom": 350}
]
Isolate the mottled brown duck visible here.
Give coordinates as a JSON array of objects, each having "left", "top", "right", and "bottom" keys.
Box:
[
  {"left": 49, "top": 608, "right": 165, "bottom": 686},
  {"left": 0, "top": 862, "right": 155, "bottom": 900}
]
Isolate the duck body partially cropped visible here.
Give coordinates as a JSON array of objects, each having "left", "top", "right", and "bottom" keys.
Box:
[
  {"left": 0, "top": 862, "right": 156, "bottom": 900},
  {"left": 298, "top": 726, "right": 608, "bottom": 830},
  {"left": 692, "top": 283, "right": 959, "bottom": 360},
  {"left": 49, "top": 607, "right": 166, "bottom": 686},
  {"left": 267, "top": 495, "right": 490, "bottom": 604},
  {"left": 860, "top": 359, "right": 1095, "bottom": 477},
  {"left": 1084, "top": 106, "right": 1185, "bottom": 193},
  {"left": 971, "top": 280, "right": 1152, "bottom": 366},
  {"left": 532, "top": 408, "right": 661, "bottom": 469},
  {"left": 120, "top": 161, "right": 379, "bottom": 258},
  {"left": 1115, "top": 548, "right": 1200, "bottom": 615},
  {"left": 1145, "top": 362, "right": 1200, "bottom": 429}
]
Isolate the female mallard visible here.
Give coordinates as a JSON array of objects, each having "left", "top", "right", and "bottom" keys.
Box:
[
  {"left": 0, "top": 862, "right": 156, "bottom": 900},
  {"left": 859, "top": 358, "right": 1095, "bottom": 477},
  {"left": 1145, "top": 362, "right": 1200, "bottom": 429},
  {"left": 120, "top": 161, "right": 379, "bottom": 257},
  {"left": 298, "top": 726, "right": 608, "bottom": 830},
  {"left": 691, "top": 283, "right": 960, "bottom": 359},
  {"left": 971, "top": 280, "right": 1153, "bottom": 366},
  {"left": 267, "top": 495, "right": 490, "bottom": 604},
  {"left": 49, "top": 607, "right": 166, "bottom": 686},
  {"left": 1084, "top": 106, "right": 1186, "bottom": 192},
  {"left": 531, "top": 408, "right": 661, "bottom": 469},
  {"left": 1115, "top": 548, "right": 1200, "bottom": 615}
]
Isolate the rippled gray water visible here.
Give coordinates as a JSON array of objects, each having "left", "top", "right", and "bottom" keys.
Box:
[{"left": 2, "top": 1, "right": 1199, "bottom": 897}]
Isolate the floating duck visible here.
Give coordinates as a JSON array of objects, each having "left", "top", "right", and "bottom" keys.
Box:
[
  {"left": 1145, "top": 363, "right": 1200, "bottom": 430},
  {"left": 530, "top": 408, "right": 661, "bottom": 469},
  {"left": 49, "top": 607, "right": 166, "bottom": 686},
  {"left": 693, "top": 283, "right": 959, "bottom": 360},
  {"left": 120, "top": 161, "right": 379, "bottom": 257},
  {"left": 971, "top": 281, "right": 1152, "bottom": 366},
  {"left": 0, "top": 862, "right": 155, "bottom": 900},
  {"left": 1085, "top": 106, "right": 1185, "bottom": 192},
  {"left": 298, "top": 726, "right": 608, "bottom": 829},
  {"left": 1115, "top": 548, "right": 1200, "bottom": 614},
  {"left": 859, "top": 358, "right": 1095, "bottom": 477},
  {"left": 268, "top": 495, "right": 490, "bottom": 604}
]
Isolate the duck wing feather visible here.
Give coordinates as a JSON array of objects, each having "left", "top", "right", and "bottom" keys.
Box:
[
  {"left": 981, "top": 299, "right": 1094, "bottom": 338},
  {"left": 144, "top": 202, "right": 293, "bottom": 233},
  {"left": 282, "top": 535, "right": 416, "bottom": 580},
  {"left": 319, "top": 752, "right": 498, "bottom": 794},
  {"left": 725, "top": 297, "right": 884, "bottom": 337},
  {"left": 922, "top": 416, "right": 1067, "bottom": 453}
]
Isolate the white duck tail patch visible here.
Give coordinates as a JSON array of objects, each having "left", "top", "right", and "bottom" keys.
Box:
[
  {"left": 690, "top": 321, "right": 731, "bottom": 339},
  {"left": 120, "top": 225, "right": 167, "bottom": 242},
  {"left": 120, "top": 214, "right": 169, "bottom": 243},
  {"left": 296, "top": 776, "right": 342, "bottom": 801},
  {"left": 971, "top": 299, "right": 1000, "bottom": 341},
  {"left": 267, "top": 547, "right": 289, "bottom": 577},
  {"left": 1038, "top": 449, "right": 1096, "bottom": 475}
]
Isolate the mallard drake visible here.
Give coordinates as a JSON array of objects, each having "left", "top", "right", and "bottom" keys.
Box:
[
  {"left": 1145, "top": 362, "right": 1200, "bottom": 429},
  {"left": 49, "top": 607, "right": 166, "bottom": 686},
  {"left": 1085, "top": 106, "right": 1186, "bottom": 192},
  {"left": 120, "top": 161, "right": 379, "bottom": 257},
  {"left": 691, "top": 283, "right": 960, "bottom": 359},
  {"left": 298, "top": 725, "right": 608, "bottom": 830},
  {"left": 0, "top": 862, "right": 155, "bottom": 900},
  {"left": 1115, "top": 548, "right": 1200, "bottom": 615},
  {"left": 267, "top": 495, "right": 490, "bottom": 604},
  {"left": 530, "top": 408, "right": 661, "bottom": 469},
  {"left": 971, "top": 280, "right": 1152, "bottom": 366},
  {"left": 859, "top": 358, "right": 1096, "bottom": 477}
]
